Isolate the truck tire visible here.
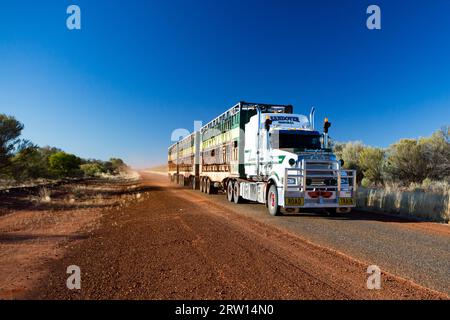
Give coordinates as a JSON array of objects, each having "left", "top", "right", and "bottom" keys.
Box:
[
  {"left": 206, "top": 179, "right": 212, "bottom": 194},
  {"left": 333, "top": 207, "right": 352, "bottom": 215},
  {"left": 227, "top": 181, "right": 234, "bottom": 202},
  {"left": 200, "top": 178, "right": 205, "bottom": 193},
  {"left": 209, "top": 180, "right": 217, "bottom": 194},
  {"left": 233, "top": 181, "right": 241, "bottom": 204},
  {"left": 267, "top": 185, "right": 281, "bottom": 216}
]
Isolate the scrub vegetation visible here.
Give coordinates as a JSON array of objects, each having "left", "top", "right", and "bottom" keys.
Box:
[
  {"left": 333, "top": 127, "right": 450, "bottom": 222},
  {"left": 0, "top": 114, "right": 130, "bottom": 188},
  {"left": 333, "top": 126, "right": 450, "bottom": 190}
]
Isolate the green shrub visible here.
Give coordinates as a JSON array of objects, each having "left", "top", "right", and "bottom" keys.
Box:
[
  {"left": 48, "top": 152, "right": 82, "bottom": 178},
  {"left": 80, "top": 163, "right": 106, "bottom": 177},
  {"left": 385, "top": 139, "right": 430, "bottom": 184},
  {"left": 418, "top": 128, "right": 450, "bottom": 181},
  {"left": 358, "top": 147, "right": 385, "bottom": 186},
  {"left": 333, "top": 141, "right": 366, "bottom": 183},
  {"left": 9, "top": 146, "right": 61, "bottom": 180},
  {"left": 104, "top": 158, "right": 127, "bottom": 174}
]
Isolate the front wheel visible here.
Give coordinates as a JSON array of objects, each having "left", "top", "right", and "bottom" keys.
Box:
[
  {"left": 267, "top": 185, "right": 281, "bottom": 216},
  {"left": 335, "top": 207, "right": 352, "bottom": 214}
]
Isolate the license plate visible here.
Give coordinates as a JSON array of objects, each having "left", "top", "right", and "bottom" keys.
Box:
[
  {"left": 285, "top": 197, "right": 304, "bottom": 206},
  {"left": 339, "top": 198, "right": 354, "bottom": 206}
]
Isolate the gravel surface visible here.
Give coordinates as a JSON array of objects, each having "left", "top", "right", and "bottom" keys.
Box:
[
  {"left": 26, "top": 173, "right": 448, "bottom": 300},
  {"left": 188, "top": 186, "right": 450, "bottom": 295}
]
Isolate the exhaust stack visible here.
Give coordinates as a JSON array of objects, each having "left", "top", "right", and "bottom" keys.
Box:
[{"left": 309, "top": 107, "right": 316, "bottom": 130}]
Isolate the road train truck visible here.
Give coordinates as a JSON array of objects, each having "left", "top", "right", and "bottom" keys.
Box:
[{"left": 168, "top": 101, "right": 356, "bottom": 216}]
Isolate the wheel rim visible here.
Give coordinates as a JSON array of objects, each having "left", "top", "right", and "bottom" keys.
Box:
[{"left": 268, "top": 190, "right": 278, "bottom": 211}]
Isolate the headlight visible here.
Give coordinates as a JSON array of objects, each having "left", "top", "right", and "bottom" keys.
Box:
[
  {"left": 287, "top": 178, "right": 296, "bottom": 185},
  {"left": 288, "top": 158, "right": 296, "bottom": 166}
]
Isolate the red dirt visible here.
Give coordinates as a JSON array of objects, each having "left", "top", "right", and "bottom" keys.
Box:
[
  {"left": 0, "top": 178, "right": 144, "bottom": 299},
  {"left": 15, "top": 173, "right": 447, "bottom": 300}
]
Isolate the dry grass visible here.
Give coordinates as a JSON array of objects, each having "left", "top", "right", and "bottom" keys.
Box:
[
  {"left": 381, "top": 179, "right": 449, "bottom": 195},
  {"left": 36, "top": 187, "right": 52, "bottom": 204},
  {"left": 0, "top": 175, "right": 152, "bottom": 217},
  {"left": 357, "top": 182, "right": 450, "bottom": 223}
]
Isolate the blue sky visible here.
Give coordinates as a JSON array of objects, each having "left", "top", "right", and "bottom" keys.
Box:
[{"left": 1, "top": 0, "right": 450, "bottom": 168}]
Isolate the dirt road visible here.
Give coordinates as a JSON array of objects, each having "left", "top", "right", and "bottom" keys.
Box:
[{"left": 22, "top": 172, "right": 448, "bottom": 300}]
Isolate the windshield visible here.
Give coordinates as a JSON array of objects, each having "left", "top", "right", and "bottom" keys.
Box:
[{"left": 270, "top": 130, "right": 322, "bottom": 150}]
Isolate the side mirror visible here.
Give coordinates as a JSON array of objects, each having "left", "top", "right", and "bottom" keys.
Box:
[{"left": 339, "top": 159, "right": 345, "bottom": 167}]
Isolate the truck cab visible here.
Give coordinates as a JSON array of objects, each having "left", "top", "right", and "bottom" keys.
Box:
[{"left": 243, "top": 111, "right": 356, "bottom": 216}]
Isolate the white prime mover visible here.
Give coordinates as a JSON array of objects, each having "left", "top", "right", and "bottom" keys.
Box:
[{"left": 168, "top": 101, "right": 356, "bottom": 216}]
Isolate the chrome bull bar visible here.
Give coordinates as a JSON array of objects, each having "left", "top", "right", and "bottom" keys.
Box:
[{"left": 283, "top": 160, "right": 357, "bottom": 208}]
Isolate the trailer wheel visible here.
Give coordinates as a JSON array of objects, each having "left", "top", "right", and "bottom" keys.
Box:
[
  {"left": 267, "top": 185, "right": 281, "bottom": 216},
  {"left": 200, "top": 178, "right": 205, "bottom": 193},
  {"left": 206, "top": 179, "right": 212, "bottom": 194},
  {"left": 209, "top": 180, "right": 217, "bottom": 194},
  {"left": 233, "top": 181, "right": 241, "bottom": 204},
  {"left": 227, "top": 180, "right": 234, "bottom": 202}
]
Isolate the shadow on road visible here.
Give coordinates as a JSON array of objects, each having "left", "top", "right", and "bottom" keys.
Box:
[
  {"left": 280, "top": 210, "right": 421, "bottom": 223},
  {"left": 0, "top": 233, "right": 89, "bottom": 244}
]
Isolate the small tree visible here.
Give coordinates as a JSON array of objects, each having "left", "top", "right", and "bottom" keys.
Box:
[
  {"left": 11, "top": 147, "right": 44, "bottom": 180},
  {"left": 334, "top": 141, "right": 365, "bottom": 183},
  {"left": 10, "top": 146, "right": 63, "bottom": 180},
  {"left": 0, "top": 114, "right": 24, "bottom": 170},
  {"left": 419, "top": 129, "right": 450, "bottom": 181},
  {"left": 358, "top": 147, "right": 385, "bottom": 186},
  {"left": 385, "top": 139, "right": 429, "bottom": 184},
  {"left": 48, "top": 152, "right": 82, "bottom": 178}
]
